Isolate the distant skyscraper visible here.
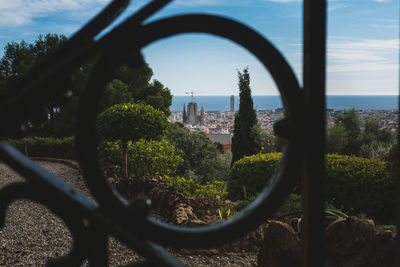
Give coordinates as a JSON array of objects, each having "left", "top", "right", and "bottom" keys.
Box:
[
  {"left": 200, "top": 104, "right": 205, "bottom": 125},
  {"left": 230, "top": 95, "right": 235, "bottom": 112}
]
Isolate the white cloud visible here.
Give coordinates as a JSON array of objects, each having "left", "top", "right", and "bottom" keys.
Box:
[
  {"left": 327, "top": 38, "right": 399, "bottom": 72},
  {"left": 328, "top": 4, "right": 347, "bottom": 12},
  {"left": 371, "top": 18, "right": 399, "bottom": 30},
  {"left": 0, "top": 0, "right": 111, "bottom": 27}
]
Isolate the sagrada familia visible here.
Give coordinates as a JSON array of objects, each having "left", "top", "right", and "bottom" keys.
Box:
[{"left": 182, "top": 101, "right": 205, "bottom": 125}]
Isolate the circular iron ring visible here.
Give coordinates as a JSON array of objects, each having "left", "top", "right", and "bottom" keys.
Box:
[{"left": 77, "top": 14, "right": 305, "bottom": 248}]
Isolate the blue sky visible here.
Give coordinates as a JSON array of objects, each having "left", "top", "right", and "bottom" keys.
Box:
[{"left": 0, "top": 0, "right": 398, "bottom": 96}]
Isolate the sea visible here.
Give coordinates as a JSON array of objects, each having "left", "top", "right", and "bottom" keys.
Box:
[{"left": 171, "top": 95, "right": 399, "bottom": 112}]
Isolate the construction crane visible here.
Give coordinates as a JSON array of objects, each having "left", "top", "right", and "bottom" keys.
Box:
[{"left": 185, "top": 90, "right": 196, "bottom": 102}]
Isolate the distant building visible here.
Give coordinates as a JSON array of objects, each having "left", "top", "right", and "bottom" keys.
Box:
[
  {"left": 182, "top": 98, "right": 205, "bottom": 125},
  {"left": 200, "top": 104, "right": 205, "bottom": 125},
  {"left": 186, "top": 101, "right": 198, "bottom": 124},
  {"left": 207, "top": 133, "right": 232, "bottom": 153},
  {"left": 182, "top": 104, "right": 187, "bottom": 123},
  {"left": 230, "top": 95, "right": 235, "bottom": 112}
]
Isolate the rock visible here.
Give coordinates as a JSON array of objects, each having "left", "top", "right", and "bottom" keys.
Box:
[
  {"left": 174, "top": 205, "right": 189, "bottom": 225},
  {"left": 325, "top": 216, "right": 395, "bottom": 267},
  {"left": 113, "top": 175, "right": 220, "bottom": 226},
  {"left": 257, "top": 220, "right": 301, "bottom": 267}
]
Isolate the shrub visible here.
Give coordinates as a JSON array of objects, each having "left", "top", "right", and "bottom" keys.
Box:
[
  {"left": 165, "top": 176, "right": 228, "bottom": 200},
  {"left": 101, "top": 139, "right": 183, "bottom": 177},
  {"left": 97, "top": 102, "right": 168, "bottom": 179},
  {"left": 325, "top": 154, "right": 394, "bottom": 223},
  {"left": 227, "top": 152, "right": 396, "bottom": 223},
  {"left": 227, "top": 153, "right": 281, "bottom": 200},
  {"left": 6, "top": 137, "right": 75, "bottom": 159}
]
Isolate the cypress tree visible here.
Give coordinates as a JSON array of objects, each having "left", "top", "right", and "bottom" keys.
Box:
[{"left": 231, "top": 67, "right": 261, "bottom": 164}]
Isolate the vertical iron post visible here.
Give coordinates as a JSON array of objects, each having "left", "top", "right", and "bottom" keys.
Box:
[
  {"left": 395, "top": 37, "right": 400, "bottom": 267},
  {"left": 302, "top": 0, "right": 327, "bottom": 266}
]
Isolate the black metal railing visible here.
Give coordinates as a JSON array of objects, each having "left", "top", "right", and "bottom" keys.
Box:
[{"left": 0, "top": 0, "right": 398, "bottom": 266}]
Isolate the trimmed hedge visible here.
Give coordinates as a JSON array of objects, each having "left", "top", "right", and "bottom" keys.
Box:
[
  {"left": 100, "top": 139, "right": 184, "bottom": 177},
  {"left": 227, "top": 153, "right": 281, "bottom": 200},
  {"left": 6, "top": 137, "right": 76, "bottom": 159},
  {"left": 325, "top": 154, "right": 395, "bottom": 224},
  {"left": 227, "top": 153, "right": 396, "bottom": 223}
]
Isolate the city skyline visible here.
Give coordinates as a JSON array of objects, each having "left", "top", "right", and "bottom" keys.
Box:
[{"left": 0, "top": 0, "right": 398, "bottom": 96}]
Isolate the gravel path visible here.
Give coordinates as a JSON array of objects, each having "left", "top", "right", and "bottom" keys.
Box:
[{"left": 0, "top": 161, "right": 257, "bottom": 266}]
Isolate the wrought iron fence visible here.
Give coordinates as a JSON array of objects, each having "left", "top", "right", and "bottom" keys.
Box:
[{"left": 0, "top": 0, "right": 398, "bottom": 266}]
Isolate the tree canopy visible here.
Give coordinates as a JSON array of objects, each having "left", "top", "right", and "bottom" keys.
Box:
[
  {"left": 231, "top": 67, "right": 261, "bottom": 164},
  {"left": 97, "top": 103, "right": 168, "bottom": 179},
  {"left": 97, "top": 103, "right": 168, "bottom": 143},
  {"left": 335, "top": 109, "right": 362, "bottom": 155},
  {"left": 327, "top": 110, "right": 395, "bottom": 160},
  {"left": 166, "top": 123, "right": 229, "bottom": 182},
  {"left": 0, "top": 34, "right": 172, "bottom": 137}
]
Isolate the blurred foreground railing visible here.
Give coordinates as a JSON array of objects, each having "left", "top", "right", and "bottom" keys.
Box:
[{"left": 0, "top": 0, "right": 398, "bottom": 266}]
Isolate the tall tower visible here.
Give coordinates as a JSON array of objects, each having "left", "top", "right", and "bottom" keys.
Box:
[
  {"left": 230, "top": 95, "right": 235, "bottom": 112},
  {"left": 200, "top": 103, "right": 205, "bottom": 125},
  {"left": 182, "top": 104, "right": 187, "bottom": 124},
  {"left": 187, "top": 102, "right": 197, "bottom": 124}
]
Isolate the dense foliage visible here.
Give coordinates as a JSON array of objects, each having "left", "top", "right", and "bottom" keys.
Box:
[
  {"left": 335, "top": 109, "right": 362, "bottom": 155},
  {"left": 166, "top": 176, "right": 227, "bottom": 200},
  {"left": 97, "top": 103, "right": 168, "bottom": 178},
  {"left": 6, "top": 137, "right": 75, "bottom": 159},
  {"left": 0, "top": 34, "right": 67, "bottom": 96},
  {"left": 227, "top": 153, "right": 281, "bottom": 200},
  {"left": 327, "top": 109, "right": 394, "bottom": 160},
  {"left": 0, "top": 34, "right": 172, "bottom": 138},
  {"left": 101, "top": 139, "right": 183, "bottom": 177},
  {"left": 97, "top": 103, "right": 168, "bottom": 143},
  {"left": 231, "top": 67, "right": 261, "bottom": 164},
  {"left": 227, "top": 152, "right": 396, "bottom": 223},
  {"left": 166, "top": 123, "right": 230, "bottom": 182},
  {"left": 325, "top": 154, "right": 394, "bottom": 223},
  {"left": 0, "top": 34, "right": 69, "bottom": 136}
]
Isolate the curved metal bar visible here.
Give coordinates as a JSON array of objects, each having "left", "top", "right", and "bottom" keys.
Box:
[
  {"left": 0, "top": 0, "right": 309, "bottom": 264},
  {"left": 0, "top": 182, "right": 88, "bottom": 266},
  {"left": 0, "top": 144, "right": 184, "bottom": 266},
  {"left": 76, "top": 14, "right": 305, "bottom": 248},
  {"left": 0, "top": 0, "right": 131, "bottom": 136}
]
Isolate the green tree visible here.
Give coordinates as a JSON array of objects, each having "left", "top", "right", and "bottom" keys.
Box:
[
  {"left": 127, "top": 139, "right": 183, "bottom": 177},
  {"left": 214, "top": 142, "right": 225, "bottom": 154},
  {"left": 231, "top": 67, "right": 261, "bottom": 164},
  {"left": 99, "top": 79, "right": 132, "bottom": 111},
  {"left": 359, "top": 141, "right": 391, "bottom": 161},
  {"left": 97, "top": 103, "right": 168, "bottom": 179},
  {"left": 166, "top": 123, "right": 228, "bottom": 182},
  {"left": 0, "top": 34, "right": 68, "bottom": 136},
  {"left": 0, "top": 40, "right": 32, "bottom": 92},
  {"left": 113, "top": 63, "right": 172, "bottom": 117},
  {"left": 335, "top": 109, "right": 362, "bottom": 155},
  {"left": 0, "top": 35, "right": 172, "bottom": 137},
  {"left": 253, "top": 125, "right": 276, "bottom": 153},
  {"left": 358, "top": 119, "right": 394, "bottom": 160},
  {"left": 363, "top": 119, "right": 394, "bottom": 145},
  {"left": 326, "top": 124, "right": 348, "bottom": 154},
  {"left": 101, "top": 139, "right": 183, "bottom": 177}
]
